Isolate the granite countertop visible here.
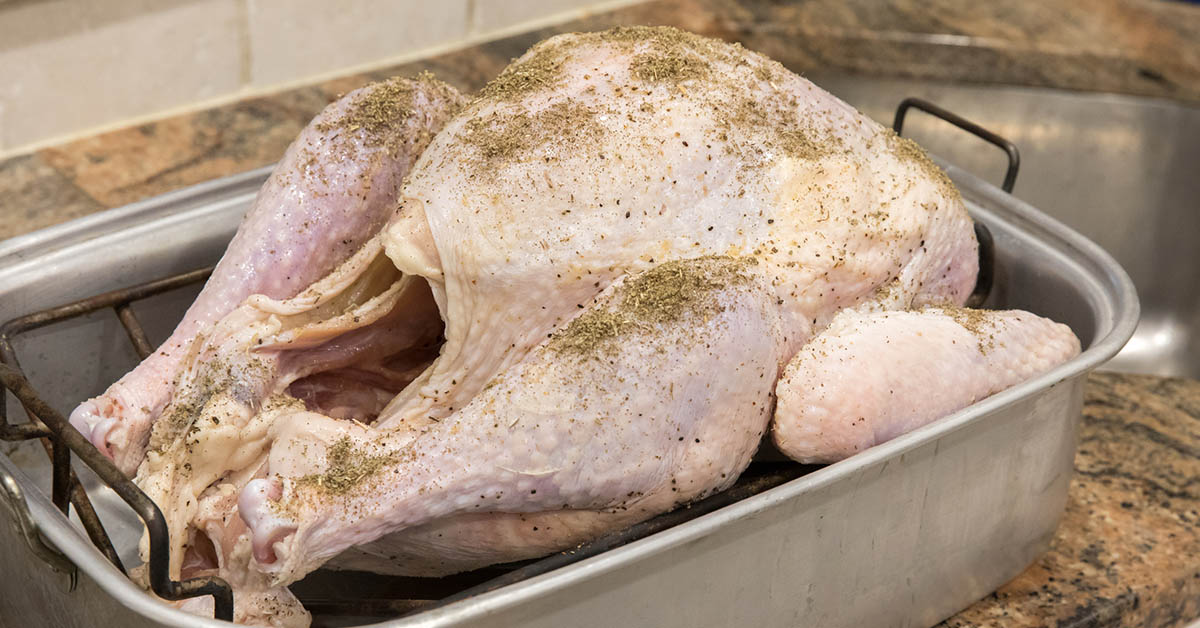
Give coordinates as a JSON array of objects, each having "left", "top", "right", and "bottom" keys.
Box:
[{"left": 0, "top": 1, "right": 1198, "bottom": 626}]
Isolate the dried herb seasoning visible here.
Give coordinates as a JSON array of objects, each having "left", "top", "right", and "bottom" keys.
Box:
[
  {"left": 552, "top": 256, "right": 757, "bottom": 356},
  {"left": 299, "top": 436, "right": 395, "bottom": 494}
]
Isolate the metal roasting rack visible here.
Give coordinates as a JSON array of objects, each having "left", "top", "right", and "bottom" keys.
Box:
[{"left": 0, "top": 98, "right": 1019, "bottom": 624}]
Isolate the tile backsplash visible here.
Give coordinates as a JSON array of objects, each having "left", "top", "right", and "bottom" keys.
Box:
[
  {"left": 0, "top": 0, "right": 643, "bottom": 157},
  {"left": 245, "top": 0, "right": 472, "bottom": 88}
]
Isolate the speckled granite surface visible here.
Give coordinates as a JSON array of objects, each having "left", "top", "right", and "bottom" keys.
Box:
[{"left": 0, "top": 1, "right": 1198, "bottom": 626}]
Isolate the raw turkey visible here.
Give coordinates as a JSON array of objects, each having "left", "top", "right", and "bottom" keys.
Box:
[
  {"left": 71, "top": 26, "right": 1079, "bottom": 627},
  {"left": 73, "top": 74, "right": 463, "bottom": 626},
  {"left": 70, "top": 74, "right": 463, "bottom": 476}
]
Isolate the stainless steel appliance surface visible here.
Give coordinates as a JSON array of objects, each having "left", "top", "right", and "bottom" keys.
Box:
[
  {"left": 811, "top": 75, "right": 1197, "bottom": 377},
  {"left": 0, "top": 157, "right": 1137, "bottom": 627}
]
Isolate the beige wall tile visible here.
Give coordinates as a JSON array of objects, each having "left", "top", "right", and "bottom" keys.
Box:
[
  {"left": 0, "top": 0, "right": 243, "bottom": 152},
  {"left": 0, "top": 0, "right": 205, "bottom": 54},
  {"left": 0, "top": 0, "right": 638, "bottom": 155},
  {"left": 471, "top": 0, "right": 615, "bottom": 34},
  {"left": 245, "top": 0, "right": 472, "bottom": 88}
]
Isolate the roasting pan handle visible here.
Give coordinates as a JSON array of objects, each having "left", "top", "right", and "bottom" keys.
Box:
[
  {"left": 0, "top": 461, "right": 78, "bottom": 590},
  {"left": 0, "top": 363, "right": 234, "bottom": 621},
  {"left": 893, "top": 97, "right": 1020, "bottom": 308},
  {"left": 892, "top": 97, "right": 1020, "bottom": 193}
]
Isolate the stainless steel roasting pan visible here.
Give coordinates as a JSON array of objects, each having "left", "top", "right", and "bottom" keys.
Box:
[{"left": 0, "top": 128, "right": 1138, "bottom": 626}]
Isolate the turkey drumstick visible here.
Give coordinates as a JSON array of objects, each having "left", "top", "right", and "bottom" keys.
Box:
[{"left": 70, "top": 75, "right": 463, "bottom": 474}]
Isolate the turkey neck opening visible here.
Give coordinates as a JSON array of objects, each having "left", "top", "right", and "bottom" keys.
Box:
[
  {"left": 285, "top": 276, "right": 446, "bottom": 425},
  {"left": 263, "top": 247, "right": 448, "bottom": 425}
]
